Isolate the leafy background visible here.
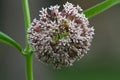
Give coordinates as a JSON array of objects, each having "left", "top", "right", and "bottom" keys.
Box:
[{"left": 0, "top": 0, "right": 120, "bottom": 80}]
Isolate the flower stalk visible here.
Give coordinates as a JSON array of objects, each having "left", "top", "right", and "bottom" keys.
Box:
[
  {"left": 22, "top": 0, "right": 33, "bottom": 80},
  {"left": 84, "top": 0, "right": 120, "bottom": 18},
  {"left": 0, "top": 31, "right": 23, "bottom": 53},
  {"left": 22, "top": 0, "right": 31, "bottom": 52},
  {"left": 25, "top": 54, "right": 33, "bottom": 80}
]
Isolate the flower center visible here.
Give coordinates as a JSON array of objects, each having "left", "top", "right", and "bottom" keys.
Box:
[{"left": 53, "top": 30, "right": 68, "bottom": 41}]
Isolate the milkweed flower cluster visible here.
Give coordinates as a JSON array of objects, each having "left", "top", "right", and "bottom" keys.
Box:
[{"left": 28, "top": 2, "right": 94, "bottom": 68}]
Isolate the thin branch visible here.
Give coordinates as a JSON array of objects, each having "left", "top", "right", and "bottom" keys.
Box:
[
  {"left": 0, "top": 31, "right": 23, "bottom": 54},
  {"left": 84, "top": 0, "right": 120, "bottom": 18}
]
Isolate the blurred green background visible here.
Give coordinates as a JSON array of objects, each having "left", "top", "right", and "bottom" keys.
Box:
[{"left": 0, "top": 0, "right": 120, "bottom": 80}]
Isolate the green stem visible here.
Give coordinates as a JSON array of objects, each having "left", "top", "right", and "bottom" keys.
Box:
[
  {"left": 25, "top": 54, "right": 33, "bottom": 80},
  {"left": 22, "top": 0, "right": 31, "bottom": 51},
  {"left": 22, "top": 0, "right": 33, "bottom": 80},
  {"left": 0, "top": 31, "right": 23, "bottom": 53},
  {"left": 84, "top": 0, "right": 120, "bottom": 18}
]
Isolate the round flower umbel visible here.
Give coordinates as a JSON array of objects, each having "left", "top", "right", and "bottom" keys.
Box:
[{"left": 28, "top": 2, "right": 94, "bottom": 68}]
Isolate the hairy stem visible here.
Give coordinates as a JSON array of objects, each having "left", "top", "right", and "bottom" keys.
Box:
[{"left": 84, "top": 0, "right": 120, "bottom": 18}]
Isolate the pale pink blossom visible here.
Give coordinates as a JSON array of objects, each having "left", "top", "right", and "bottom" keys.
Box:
[{"left": 28, "top": 2, "right": 94, "bottom": 68}]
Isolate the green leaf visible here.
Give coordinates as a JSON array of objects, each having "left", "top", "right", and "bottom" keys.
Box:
[
  {"left": 84, "top": 0, "right": 120, "bottom": 19},
  {"left": 0, "top": 31, "right": 23, "bottom": 53}
]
